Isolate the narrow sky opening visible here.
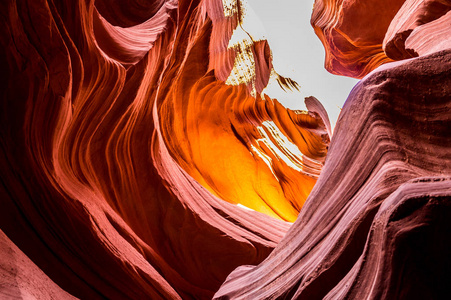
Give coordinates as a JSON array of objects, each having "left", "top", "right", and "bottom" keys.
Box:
[{"left": 246, "top": 0, "right": 359, "bottom": 129}]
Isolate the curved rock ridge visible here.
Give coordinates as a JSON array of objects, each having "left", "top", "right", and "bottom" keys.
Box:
[
  {"left": 405, "top": 10, "right": 451, "bottom": 57},
  {"left": 0, "top": 230, "right": 77, "bottom": 299},
  {"left": 312, "top": 0, "right": 451, "bottom": 78},
  {"left": 92, "top": 0, "right": 177, "bottom": 65},
  {"left": 0, "top": 0, "right": 329, "bottom": 298},
  {"left": 311, "top": 0, "right": 407, "bottom": 78},
  {"left": 214, "top": 49, "right": 451, "bottom": 299},
  {"left": 214, "top": 1, "right": 451, "bottom": 298},
  {"left": 385, "top": 0, "right": 451, "bottom": 59}
]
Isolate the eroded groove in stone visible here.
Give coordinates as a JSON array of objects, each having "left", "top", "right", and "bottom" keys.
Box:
[
  {"left": 1, "top": 0, "right": 450, "bottom": 299},
  {"left": 0, "top": 0, "right": 329, "bottom": 298},
  {"left": 215, "top": 49, "right": 451, "bottom": 300}
]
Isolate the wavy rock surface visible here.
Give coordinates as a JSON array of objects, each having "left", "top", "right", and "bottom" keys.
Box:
[
  {"left": 2, "top": 0, "right": 450, "bottom": 298},
  {"left": 215, "top": 49, "right": 451, "bottom": 300},
  {"left": 383, "top": 0, "right": 451, "bottom": 59},
  {"left": 0, "top": 230, "right": 76, "bottom": 299},
  {"left": 312, "top": 0, "right": 451, "bottom": 78},
  {"left": 405, "top": 10, "right": 451, "bottom": 56},
  {"left": 215, "top": 1, "right": 451, "bottom": 298},
  {"left": 0, "top": 0, "right": 329, "bottom": 298},
  {"left": 311, "top": 0, "right": 407, "bottom": 78}
]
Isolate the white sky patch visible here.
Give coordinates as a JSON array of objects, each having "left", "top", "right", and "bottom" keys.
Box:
[
  {"left": 223, "top": 0, "right": 360, "bottom": 130},
  {"left": 245, "top": 0, "right": 360, "bottom": 130},
  {"left": 238, "top": 1, "right": 267, "bottom": 41}
]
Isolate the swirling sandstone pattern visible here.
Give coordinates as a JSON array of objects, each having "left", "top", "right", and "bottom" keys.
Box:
[
  {"left": 1, "top": 0, "right": 450, "bottom": 299},
  {"left": 311, "top": 0, "right": 407, "bottom": 78},
  {"left": 312, "top": 0, "right": 451, "bottom": 78},
  {"left": 0, "top": 0, "right": 328, "bottom": 298},
  {"left": 383, "top": 0, "right": 451, "bottom": 59},
  {"left": 215, "top": 0, "right": 451, "bottom": 298},
  {"left": 216, "top": 0, "right": 451, "bottom": 297},
  {"left": 215, "top": 49, "right": 451, "bottom": 299}
]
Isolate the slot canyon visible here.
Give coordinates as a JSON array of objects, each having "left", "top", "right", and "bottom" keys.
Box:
[{"left": 0, "top": 0, "right": 450, "bottom": 299}]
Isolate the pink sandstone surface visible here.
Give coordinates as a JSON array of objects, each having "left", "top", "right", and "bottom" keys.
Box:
[{"left": 1, "top": 0, "right": 450, "bottom": 299}]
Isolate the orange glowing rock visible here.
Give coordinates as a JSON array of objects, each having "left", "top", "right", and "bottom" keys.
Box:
[
  {"left": 159, "top": 74, "right": 328, "bottom": 221},
  {"left": 3, "top": 0, "right": 449, "bottom": 298},
  {"left": 0, "top": 0, "right": 328, "bottom": 298},
  {"left": 155, "top": 0, "right": 329, "bottom": 221}
]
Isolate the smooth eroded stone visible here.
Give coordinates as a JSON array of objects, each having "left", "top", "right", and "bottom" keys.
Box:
[
  {"left": 214, "top": 49, "right": 451, "bottom": 300},
  {"left": 0, "top": 0, "right": 329, "bottom": 298},
  {"left": 383, "top": 0, "right": 451, "bottom": 60},
  {"left": 311, "top": 0, "right": 406, "bottom": 78}
]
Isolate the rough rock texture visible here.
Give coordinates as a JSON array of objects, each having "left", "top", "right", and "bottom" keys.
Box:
[
  {"left": 0, "top": 0, "right": 329, "bottom": 299},
  {"left": 215, "top": 49, "right": 451, "bottom": 300},
  {"left": 0, "top": 230, "right": 77, "bottom": 299}
]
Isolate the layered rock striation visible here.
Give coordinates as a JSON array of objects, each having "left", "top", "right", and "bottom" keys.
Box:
[
  {"left": 215, "top": 49, "right": 451, "bottom": 299},
  {"left": 0, "top": 0, "right": 328, "bottom": 298},
  {"left": 1, "top": 0, "right": 450, "bottom": 299},
  {"left": 215, "top": 0, "right": 451, "bottom": 298},
  {"left": 311, "top": 0, "right": 451, "bottom": 78}
]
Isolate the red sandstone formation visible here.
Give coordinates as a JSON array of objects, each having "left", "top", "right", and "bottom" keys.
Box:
[
  {"left": 215, "top": 49, "right": 451, "bottom": 299},
  {"left": 0, "top": 0, "right": 328, "bottom": 298},
  {"left": 215, "top": 0, "right": 451, "bottom": 298},
  {"left": 311, "top": 0, "right": 407, "bottom": 78},
  {"left": 385, "top": 0, "right": 451, "bottom": 58},
  {"left": 1, "top": 0, "right": 450, "bottom": 299},
  {"left": 311, "top": 0, "right": 451, "bottom": 78},
  {"left": 0, "top": 230, "right": 77, "bottom": 299}
]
